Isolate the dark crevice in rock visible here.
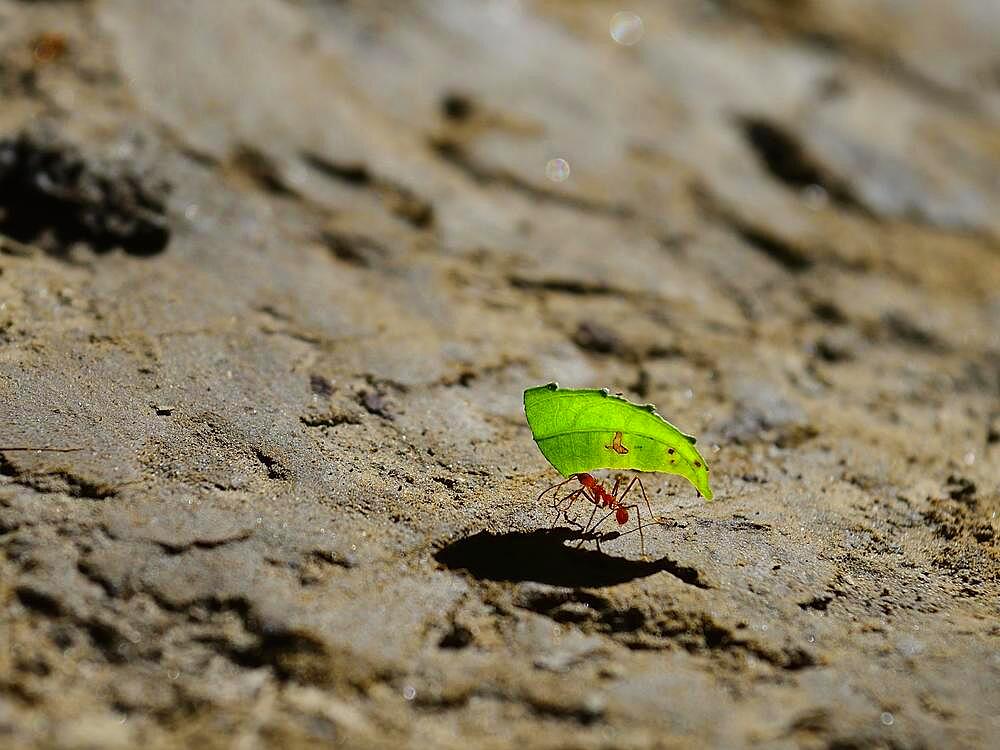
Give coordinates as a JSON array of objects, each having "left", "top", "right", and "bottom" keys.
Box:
[
  {"left": 523, "top": 696, "right": 605, "bottom": 725},
  {"left": 144, "top": 594, "right": 338, "bottom": 686},
  {"left": 359, "top": 389, "right": 395, "bottom": 420},
  {"left": 798, "top": 594, "right": 833, "bottom": 612},
  {"left": 733, "top": 223, "right": 814, "bottom": 272},
  {"left": 508, "top": 582, "right": 814, "bottom": 671},
  {"left": 693, "top": 183, "right": 814, "bottom": 272},
  {"left": 810, "top": 299, "right": 848, "bottom": 325},
  {"left": 83, "top": 618, "right": 128, "bottom": 663},
  {"left": 309, "top": 373, "right": 334, "bottom": 398},
  {"left": 300, "top": 413, "right": 362, "bottom": 428},
  {"left": 300, "top": 151, "right": 372, "bottom": 186},
  {"left": 51, "top": 473, "right": 118, "bottom": 499},
  {"left": 921, "top": 475, "right": 996, "bottom": 555},
  {"left": 301, "top": 151, "right": 434, "bottom": 228},
  {"left": 157, "top": 534, "right": 256, "bottom": 556},
  {"left": 516, "top": 588, "right": 612, "bottom": 617},
  {"left": 739, "top": 117, "right": 867, "bottom": 214},
  {"left": 438, "top": 624, "right": 474, "bottom": 650},
  {"left": 310, "top": 549, "right": 357, "bottom": 570},
  {"left": 229, "top": 144, "right": 298, "bottom": 197},
  {"left": 629, "top": 367, "right": 651, "bottom": 399},
  {"left": 0, "top": 453, "right": 117, "bottom": 499},
  {"left": 876, "top": 311, "right": 948, "bottom": 352},
  {"left": 253, "top": 449, "right": 290, "bottom": 481},
  {"left": 226, "top": 630, "right": 330, "bottom": 682},
  {"left": 319, "top": 230, "right": 390, "bottom": 268},
  {"left": 946, "top": 475, "right": 976, "bottom": 503},
  {"left": 0, "top": 452, "right": 16, "bottom": 478},
  {"left": 0, "top": 131, "right": 171, "bottom": 258},
  {"left": 409, "top": 686, "right": 604, "bottom": 726},
  {"left": 644, "top": 615, "right": 817, "bottom": 671},
  {"left": 15, "top": 585, "right": 64, "bottom": 617},
  {"left": 434, "top": 357, "right": 529, "bottom": 389},
  {"left": 14, "top": 582, "right": 130, "bottom": 664},
  {"left": 441, "top": 92, "right": 475, "bottom": 122},
  {"left": 572, "top": 321, "right": 632, "bottom": 359},
  {"left": 76, "top": 558, "right": 118, "bottom": 597},
  {"left": 508, "top": 275, "right": 618, "bottom": 296},
  {"left": 516, "top": 588, "right": 650, "bottom": 634}
]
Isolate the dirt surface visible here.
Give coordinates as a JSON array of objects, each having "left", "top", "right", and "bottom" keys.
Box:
[{"left": 1, "top": 1, "right": 999, "bottom": 748}]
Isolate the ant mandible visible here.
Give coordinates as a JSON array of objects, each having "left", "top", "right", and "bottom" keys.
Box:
[{"left": 536, "top": 472, "right": 657, "bottom": 556}]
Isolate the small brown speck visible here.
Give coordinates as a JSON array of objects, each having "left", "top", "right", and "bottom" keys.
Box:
[{"left": 32, "top": 32, "right": 67, "bottom": 64}]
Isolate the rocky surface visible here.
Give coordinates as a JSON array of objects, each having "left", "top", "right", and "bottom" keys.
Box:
[{"left": 1, "top": 1, "right": 998, "bottom": 748}]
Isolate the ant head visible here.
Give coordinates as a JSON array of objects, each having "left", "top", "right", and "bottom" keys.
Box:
[
  {"left": 575, "top": 473, "right": 596, "bottom": 488},
  {"left": 615, "top": 507, "right": 629, "bottom": 525}
]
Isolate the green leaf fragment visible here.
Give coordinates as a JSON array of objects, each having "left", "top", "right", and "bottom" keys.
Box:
[{"left": 523, "top": 383, "right": 714, "bottom": 500}]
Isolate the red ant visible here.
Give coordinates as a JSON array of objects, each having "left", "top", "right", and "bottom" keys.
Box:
[{"left": 537, "top": 472, "right": 657, "bottom": 555}]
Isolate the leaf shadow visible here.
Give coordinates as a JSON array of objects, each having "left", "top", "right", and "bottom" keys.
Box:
[{"left": 435, "top": 528, "right": 709, "bottom": 589}]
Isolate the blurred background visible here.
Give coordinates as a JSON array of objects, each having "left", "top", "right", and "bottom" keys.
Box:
[{"left": 0, "top": 1, "right": 998, "bottom": 748}]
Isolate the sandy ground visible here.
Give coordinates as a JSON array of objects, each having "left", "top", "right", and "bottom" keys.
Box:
[{"left": 1, "top": 1, "right": 998, "bottom": 748}]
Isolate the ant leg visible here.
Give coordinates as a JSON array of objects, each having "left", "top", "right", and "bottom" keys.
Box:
[
  {"left": 576, "top": 508, "right": 616, "bottom": 548},
  {"left": 550, "top": 488, "right": 584, "bottom": 528},
  {"left": 619, "top": 476, "right": 655, "bottom": 524},
  {"left": 619, "top": 503, "right": 645, "bottom": 556},
  {"left": 552, "top": 485, "right": 583, "bottom": 512},
  {"left": 573, "top": 499, "right": 601, "bottom": 541},
  {"left": 561, "top": 492, "right": 592, "bottom": 532},
  {"left": 576, "top": 515, "right": 613, "bottom": 549},
  {"left": 615, "top": 515, "right": 670, "bottom": 540},
  {"left": 537, "top": 476, "right": 576, "bottom": 506},
  {"left": 553, "top": 483, "right": 589, "bottom": 518}
]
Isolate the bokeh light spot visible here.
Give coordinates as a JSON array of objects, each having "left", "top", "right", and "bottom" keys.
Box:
[
  {"left": 545, "top": 158, "right": 571, "bottom": 182},
  {"left": 610, "top": 11, "right": 644, "bottom": 46}
]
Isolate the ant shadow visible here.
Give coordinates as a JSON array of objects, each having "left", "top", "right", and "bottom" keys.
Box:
[{"left": 435, "top": 527, "right": 708, "bottom": 589}]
